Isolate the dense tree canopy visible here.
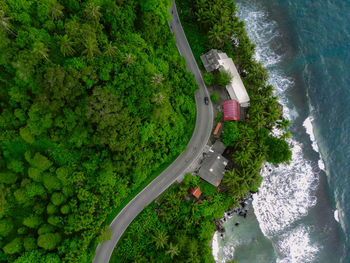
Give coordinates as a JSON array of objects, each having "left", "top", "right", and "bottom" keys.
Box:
[
  {"left": 266, "top": 136, "right": 292, "bottom": 165},
  {"left": 0, "top": 0, "right": 197, "bottom": 261},
  {"left": 222, "top": 121, "right": 240, "bottom": 146},
  {"left": 111, "top": 178, "right": 232, "bottom": 263}
]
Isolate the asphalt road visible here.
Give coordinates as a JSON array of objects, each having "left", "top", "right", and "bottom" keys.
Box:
[{"left": 92, "top": 2, "right": 213, "bottom": 262}]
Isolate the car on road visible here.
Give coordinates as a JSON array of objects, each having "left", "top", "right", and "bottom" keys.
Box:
[{"left": 204, "top": 96, "right": 209, "bottom": 105}]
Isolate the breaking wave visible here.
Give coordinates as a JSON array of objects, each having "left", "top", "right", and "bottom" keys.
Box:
[
  {"left": 253, "top": 144, "right": 319, "bottom": 236},
  {"left": 302, "top": 116, "right": 326, "bottom": 170},
  {"left": 276, "top": 226, "right": 319, "bottom": 263}
]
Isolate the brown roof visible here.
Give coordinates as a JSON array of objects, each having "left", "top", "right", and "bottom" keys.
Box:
[{"left": 189, "top": 185, "right": 202, "bottom": 199}]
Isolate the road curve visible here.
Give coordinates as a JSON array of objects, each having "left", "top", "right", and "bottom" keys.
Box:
[{"left": 92, "top": 2, "right": 213, "bottom": 262}]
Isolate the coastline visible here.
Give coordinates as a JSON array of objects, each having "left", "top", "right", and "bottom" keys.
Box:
[{"left": 222, "top": 1, "right": 347, "bottom": 262}]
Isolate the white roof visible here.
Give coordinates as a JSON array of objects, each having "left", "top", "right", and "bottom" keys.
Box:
[
  {"left": 219, "top": 58, "right": 250, "bottom": 105},
  {"left": 218, "top": 52, "right": 228, "bottom": 60}
]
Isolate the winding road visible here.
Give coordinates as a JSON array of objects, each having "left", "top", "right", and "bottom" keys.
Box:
[{"left": 92, "top": 2, "right": 213, "bottom": 262}]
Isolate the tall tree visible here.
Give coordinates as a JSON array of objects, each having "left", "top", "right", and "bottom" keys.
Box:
[
  {"left": 166, "top": 243, "right": 179, "bottom": 259},
  {"left": 152, "top": 230, "right": 168, "bottom": 250},
  {"left": 59, "top": 35, "right": 75, "bottom": 57}
]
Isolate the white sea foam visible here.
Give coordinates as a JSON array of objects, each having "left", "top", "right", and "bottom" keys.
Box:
[
  {"left": 253, "top": 142, "right": 318, "bottom": 236},
  {"left": 303, "top": 116, "right": 318, "bottom": 152},
  {"left": 276, "top": 226, "right": 319, "bottom": 263},
  {"left": 212, "top": 232, "right": 220, "bottom": 261},
  {"left": 334, "top": 210, "right": 339, "bottom": 222},
  {"left": 302, "top": 116, "right": 326, "bottom": 171}
]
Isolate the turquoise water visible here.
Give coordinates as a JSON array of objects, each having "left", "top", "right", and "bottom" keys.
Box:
[{"left": 215, "top": 1, "right": 349, "bottom": 262}]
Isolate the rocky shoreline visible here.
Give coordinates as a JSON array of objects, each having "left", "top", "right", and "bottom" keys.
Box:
[{"left": 214, "top": 193, "right": 254, "bottom": 238}]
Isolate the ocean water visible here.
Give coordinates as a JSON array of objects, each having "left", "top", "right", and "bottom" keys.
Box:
[{"left": 213, "top": 0, "right": 350, "bottom": 262}]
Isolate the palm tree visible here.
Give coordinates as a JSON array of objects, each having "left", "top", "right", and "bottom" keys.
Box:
[
  {"left": 277, "top": 118, "right": 290, "bottom": 131},
  {"left": 60, "top": 35, "right": 75, "bottom": 57},
  {"left": 50, "top": 0, "right": 64, "bottom": 20},
  {"left": 123, "top": 53, "right": 136, "bottom": 67},
  {"left": 166, "top": 243, "right": 179, "bottom": 259},
  {"left": 152, "top": 230, "right": 168, "bottom": 250},
  {"left": 222, "top": 170, "right": 249, "bottom": 200},
  {"left": 208, "top": 24, "right": 229, "bottom": 48},
  {"left": 84, "top": 3, "right": 102, "bottom": 23},
  {"left": 0, "top": 10, "right": 16, "bottom": 36},
  {"left": 233, "top": 150, "right": 250, "bottom": 167},
  {"left": 104, "top": 41, "right": 118, "bottom": 57},
  {"left": 82, "top": 37, "right": 100, "bottom": 59},
  {"left": 251, "top": 113, "right": 267, "bottom": 130},
  {"left": 153, "top": 92, "right": 165, "bottom": 105},
  {"left": 151, "top": 73, "right": 164, "bottom": 87},
  {"left": 32, "top": 42, "right": 50, "bottom": 61}
]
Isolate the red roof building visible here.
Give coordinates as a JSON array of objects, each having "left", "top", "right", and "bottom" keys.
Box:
[
  {"left": 223, "top": 100, "right": 240, "bottom": 121},
  {"left": 189, "top": 185, "right": 202, "bottom": 199}
]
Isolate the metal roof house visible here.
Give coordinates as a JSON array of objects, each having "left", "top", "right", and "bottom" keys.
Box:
[
  {"left": 200, "top": 49, "right": 250, "bottom": 109},
  {"left": 199, "top": 141, "right": 228, "bottom": 187},
  {"left": 199, "top": 152, "right": 228, "bottom": 187},
  {"left": 223, "top": 100, "right": 239, "bottom": 121},
  {"left": 223, "top": 99, "right": 247, "bottom": 121},
  {"left": 210, "top": 140, "right": 226, "bottom": 155}
]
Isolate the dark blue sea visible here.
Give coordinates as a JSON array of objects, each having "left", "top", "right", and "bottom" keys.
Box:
[{"left": 213, "top": 0, "right": 350, "bottom": 262}]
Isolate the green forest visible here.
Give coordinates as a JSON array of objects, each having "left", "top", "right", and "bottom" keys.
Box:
[
  {"left": 111, "top": 174, "right": 230, "bottom": 263},
  {"left": 112, "top": 0, "right": 292, "bottom": 262},
  {"left": 0, "top": 0, "right": 198, "bottom": 262}
]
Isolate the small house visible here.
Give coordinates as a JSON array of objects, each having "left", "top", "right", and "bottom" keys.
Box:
[
  {"left": 189, "top": 185, "right": 202, "bottom": 199},
  {"left": 223, "top": 100, "right": 247, "bottom": 121},
  {"left": 210, "top": 140, "right": 226, "bottom": 155},
  {"left": 199, "top": 152, "right": 228, "bottom": 187}
]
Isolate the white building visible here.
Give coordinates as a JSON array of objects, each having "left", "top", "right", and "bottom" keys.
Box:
[{"left": 200, "top": 49, "right": 250, "bottom": 108}]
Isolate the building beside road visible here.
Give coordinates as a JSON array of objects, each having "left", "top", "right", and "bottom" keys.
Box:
[
  {"left": 199, "top": 141, "right": 227, "bottom": 187},
  {"left": 200, "top": 49, "right": 250, "bottom": 120}
]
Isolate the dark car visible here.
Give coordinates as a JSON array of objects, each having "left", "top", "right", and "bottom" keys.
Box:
[{"left": 204, "top": 96, "right": 209, "bottom": 105}]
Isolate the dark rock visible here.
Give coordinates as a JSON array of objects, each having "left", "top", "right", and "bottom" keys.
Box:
[{"left": 235, "top": 223, "right": 240, "bottom": 226}]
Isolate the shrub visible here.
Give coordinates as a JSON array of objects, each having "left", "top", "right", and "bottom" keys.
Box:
[
  {"left": 3, "top": 238, "right": 23, "bottom": 255},
  {"left": 200, "top": 181, "right": 217, "bottom": 196},
  {"left": 203, "top": 72, "right": 215, "bottom": 86},
  {"left": 216, "top": 70, "right": 232, "bottom": 87},
  {"left": 37, "top": 233, "right": 61, "bottom": 250},
  {"left": 210, "top": 93, "right": 218, "bottom": 102}
]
